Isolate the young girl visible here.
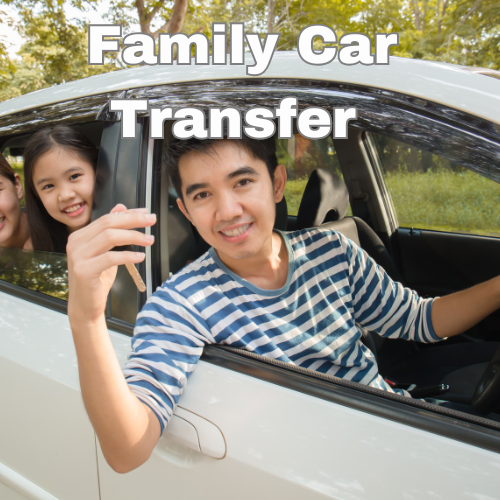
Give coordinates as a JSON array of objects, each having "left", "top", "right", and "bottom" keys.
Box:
[
  {"left": 23, "top": 125, "right": 98, "bottom": 252},
  {"left": 0, "top": 153, "right": 30, "bottom": 248}
]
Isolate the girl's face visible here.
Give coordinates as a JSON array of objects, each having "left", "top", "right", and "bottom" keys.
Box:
[
  {"left": 0, "top": 173, "right": 24, "bottom": 247},
  {"left": 33, "top": 147, "right": 96, "bottom": 232}
]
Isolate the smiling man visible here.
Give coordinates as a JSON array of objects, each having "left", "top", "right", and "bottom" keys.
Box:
[{"left": 67, "top": 135, "right": 500, "bottom": 473}]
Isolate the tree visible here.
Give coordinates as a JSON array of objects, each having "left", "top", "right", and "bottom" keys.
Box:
[
  {"left": 356, "top": 0, "right": 500, "bottom": 68},
  {"left": 0, "top": 8, "right": 20, "bottom": 101},
  {"left": 0, "top": 0, "right": 191, "bottom": 101},
  {"left": 1, "top": 0, "right": 498, "bottom": 104}
]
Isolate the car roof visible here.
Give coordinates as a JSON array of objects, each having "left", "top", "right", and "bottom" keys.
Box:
[{"left": 1, "top": 51, "right": 499, "bottom": 125}]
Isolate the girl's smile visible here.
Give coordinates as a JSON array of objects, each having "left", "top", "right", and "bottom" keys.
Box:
[{"left": 62, "top": 201, "right": 87, "bottom": 217}]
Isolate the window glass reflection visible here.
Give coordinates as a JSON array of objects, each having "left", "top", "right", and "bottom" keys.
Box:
[{"left": 0, "top": 247, "right": 68, "bottom": 301}]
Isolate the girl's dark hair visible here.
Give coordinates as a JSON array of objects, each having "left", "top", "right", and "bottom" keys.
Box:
[
  {"left": 0, "top": 153, "right": 16, "bottom": 184},
  {"left": 23, "top": 125, "right": 98, "bottom": 253}
]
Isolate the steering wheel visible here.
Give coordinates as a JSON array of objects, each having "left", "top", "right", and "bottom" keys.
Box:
[{"left": 471, "top": 344, "right": 500, "bottom": 415}]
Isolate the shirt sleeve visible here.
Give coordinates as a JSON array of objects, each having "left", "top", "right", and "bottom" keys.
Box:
[
  {"left": 339, "top": 232, "right": 442, "bottom": 343},
  {"left": 123, "top": 284, "right": 213, "bottom": 434}
]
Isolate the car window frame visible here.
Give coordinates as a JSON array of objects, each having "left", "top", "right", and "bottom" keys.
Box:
[{"left": 147, "top": 78, "right": 500, "bottom": 452}]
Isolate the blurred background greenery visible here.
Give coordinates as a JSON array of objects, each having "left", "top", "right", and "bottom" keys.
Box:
[{"left": 1, "top": 0, "right": 499, "bottom": 102}]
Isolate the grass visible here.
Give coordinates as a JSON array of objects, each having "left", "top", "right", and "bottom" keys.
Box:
[
  {"left": 385, "top": 169, "right": 500, "bottom": 237},
  {"left": 285, "top": 168, "right": 500, "bottom": 237}
]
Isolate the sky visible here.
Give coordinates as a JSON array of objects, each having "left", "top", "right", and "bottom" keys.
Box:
[
  {"left": 2, "top": 6, "right": 24, "bottom": 57},
  {"left": 1, "top": 1, "right": 141, "bottom": 58}
]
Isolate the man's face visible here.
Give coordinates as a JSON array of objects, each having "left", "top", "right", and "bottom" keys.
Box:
[{"left": 177, "top": 140, "right": 286, "bottom": 264}]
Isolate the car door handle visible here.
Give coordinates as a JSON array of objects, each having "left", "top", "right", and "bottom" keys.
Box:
[{"left": 161, "top": 406, "right": 226, "bottom": 459}]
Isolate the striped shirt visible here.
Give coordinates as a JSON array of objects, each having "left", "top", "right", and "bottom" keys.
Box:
[{"left": 124, "top": 227, "right": 439, "bottom": 432}]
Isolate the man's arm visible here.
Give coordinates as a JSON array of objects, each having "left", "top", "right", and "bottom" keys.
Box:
[
  {"left": 431, "top": 276, "right": 500, "bottom": 339},
  {"left": 67, "top": 204, "right": 160, "bottom": 473},
  {"left": 341, "top": 231, "right": 500, "bottom": 342}
]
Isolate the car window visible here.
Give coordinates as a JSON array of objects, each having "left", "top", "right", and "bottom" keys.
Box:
[
  {"left": 278, "top": 134, "right": 351, "bottom": 216},
  {"left": 150, "top": 87, "right": 500, "bottom": 445},
  {"left": 369, "top": 133, "right": 500, "bottom": 237}
]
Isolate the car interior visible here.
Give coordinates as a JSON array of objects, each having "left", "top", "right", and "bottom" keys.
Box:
[{"left": 162, "top": 121, "right": 500, "bottom": 423}]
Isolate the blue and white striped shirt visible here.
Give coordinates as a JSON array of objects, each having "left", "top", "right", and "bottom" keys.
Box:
[{"left": 124, "top": 228, "right": 439, "bottom": 432}]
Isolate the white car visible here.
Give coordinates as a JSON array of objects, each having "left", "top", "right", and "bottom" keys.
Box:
[{"left": 1, "top": 52, "right": 500, "bottom": 500}]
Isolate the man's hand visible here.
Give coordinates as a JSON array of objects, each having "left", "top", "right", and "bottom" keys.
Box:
[
  {"left": 67, "top": 204, "right": 161, "bottom": 473},
  {"left": 67, "top": 204, "right": 156, "bottom": 325}
]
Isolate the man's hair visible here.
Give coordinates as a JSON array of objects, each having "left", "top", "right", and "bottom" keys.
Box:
[{"left": 164, "top": 135, "right": 278, "bottom": 201}]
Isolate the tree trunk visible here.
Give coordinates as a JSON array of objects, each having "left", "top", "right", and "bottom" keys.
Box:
[
  {"left": 411, "top": 0, "right": 422, "bottom": 31},
  {"left": 267, "top": 0, "right": 276, "bottom": 32},
  {"left": 167, "top": 0, "right": 189, "bottom": 34},
  {"left": 134, "top": 0, "right": 189, "bottom": 39}
]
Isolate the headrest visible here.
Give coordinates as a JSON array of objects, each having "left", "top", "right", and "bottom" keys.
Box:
[
  {"left": 296, "top": 169, "right": 349, "bottom": 229},
  {"left": 274, "top": 196, "right": 288, "bottom": 231}
]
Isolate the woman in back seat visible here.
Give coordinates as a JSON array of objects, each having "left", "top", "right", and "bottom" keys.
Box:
[{"left": 0, "top": 153, "right": 29, "bottom": 249}]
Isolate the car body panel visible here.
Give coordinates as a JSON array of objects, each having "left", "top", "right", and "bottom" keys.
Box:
[
  {"left": 92, "top": 331, "right": 500, "bottom": 500},
  {"left": 1, "top": 53, "right": 500, "bottom": 126},
  {"left": 0, "top": 291, "right": 100, "bottom": 500}
]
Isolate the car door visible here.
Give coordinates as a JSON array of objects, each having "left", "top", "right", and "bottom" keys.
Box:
[
  {"left": 0, "top": 119, "right": 108, "bottom": 500},
  {"left": 95, "top": 81, "right": 500, "bottom": 500}
]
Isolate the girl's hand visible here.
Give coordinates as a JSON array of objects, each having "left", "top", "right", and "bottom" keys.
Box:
[{"left": 67, "top": 203, "right": 156, "bottom": 328}]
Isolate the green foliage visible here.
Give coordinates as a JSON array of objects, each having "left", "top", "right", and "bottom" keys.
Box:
[
  {"left": 358, "top": 0, "right": 500, "bottom": 68},
  {"left": 0, "top": 247, "right": 69, "bottom": 300},
  {"left": 371, "top": 133, "right": 500, "bottom": 237},
  {"left": 285, "top": 167, "right": 500, "bottom": 238},
  {"left": 0, "top": 9, "right": 20, "bottom": 101},
  {"left": 0, "top": 1, "right": 118, "bottom": 101},
  {"left": 17, "top": 8, "right": 115, "bottom": 88}
]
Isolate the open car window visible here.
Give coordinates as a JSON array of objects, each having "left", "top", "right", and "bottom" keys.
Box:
[
  {"left": 0, "top": 121, "right": 104, "bottom": 303},
  {"left": 151, "top": 87, "right": 500, "bottom": 452}
]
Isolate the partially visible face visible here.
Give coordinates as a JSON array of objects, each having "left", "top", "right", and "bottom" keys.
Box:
[
  {"left": 177, "top": 140, "right": 286, "bottom": 264},
  {"left": 0, "top": 174, "right": 23, "bottom": 247},
  {"left": 33, "top": 147, "right": 95, "bottom": 232}
]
